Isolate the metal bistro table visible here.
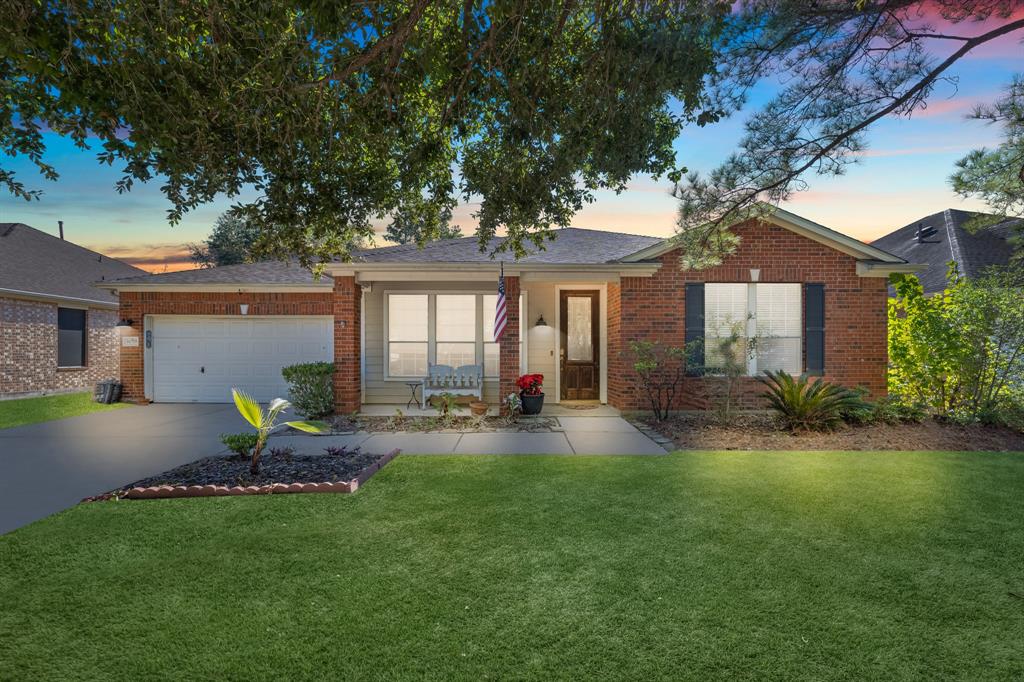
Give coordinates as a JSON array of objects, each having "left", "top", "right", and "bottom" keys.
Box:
[{"left": 405, "top": 381, "right": 421, "bottom": 409}]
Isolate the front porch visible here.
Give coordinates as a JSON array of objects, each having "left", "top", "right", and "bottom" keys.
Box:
[{"left": 328, "top": 267, "right": 629, "bottom": 414}]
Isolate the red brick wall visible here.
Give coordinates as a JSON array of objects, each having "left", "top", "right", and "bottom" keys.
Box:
[
  {"left": 0, "top": 297, "right": 119, "bottom": 397},
  {"left": 498, "top": 276, "right": 521, "bottom": 411},
  {"left": 331, "top": 277, "right": 361, "bottom": 413},
  {"left": 607, "top": 220, "right": 889, "bottom": 412},
  {"left": 118, "top": 290, "right": 333, "bottom": 401}
]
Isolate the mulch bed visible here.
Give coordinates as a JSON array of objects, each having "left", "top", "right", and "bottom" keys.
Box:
[
  {"left": 638, "top": 413, "right": 1024, "bottom": 452},
  {"left": 86, "top": 447, "right": 400, "bottom": 501}
]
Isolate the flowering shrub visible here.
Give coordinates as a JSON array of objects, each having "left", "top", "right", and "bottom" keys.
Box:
[{"left": 516, "top": 373, "right": 544, "bottom": 395}]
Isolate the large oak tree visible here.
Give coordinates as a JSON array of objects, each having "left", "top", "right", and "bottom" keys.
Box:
[{"left": 0, "top": 0, "right": 727, "bottom": 264}]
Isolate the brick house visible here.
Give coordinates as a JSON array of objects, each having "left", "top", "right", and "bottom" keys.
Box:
[
  {"left": 98, "top": 207, "right": 921, "bottom": 412},
  {"left": 0, "top": 223, "right": 145, "bottom": 398}
]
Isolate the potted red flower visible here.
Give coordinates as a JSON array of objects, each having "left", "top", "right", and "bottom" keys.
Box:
[{"left": 516, "top": 373, "right": 545, "bottom": 415}]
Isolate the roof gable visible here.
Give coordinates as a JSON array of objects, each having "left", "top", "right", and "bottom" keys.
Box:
[
  {"left": 619, "top": 205, "right": 906, "bottom": 264},
  {"left": 0, "top": 223, "right": 145, "bottom": 305}
]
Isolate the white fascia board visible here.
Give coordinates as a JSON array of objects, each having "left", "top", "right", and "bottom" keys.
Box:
[
  {"left": 855, "top": 262, "right": 928, "bottom": 277},
  {"left": 0, "top": 287, "right": 118, "bottom": 309},
  {"left": 335, "top": 262, "right": 660, "bottom": 282},
  {"left": 95, "top": 284, "right": 331, "bottom": 293}
]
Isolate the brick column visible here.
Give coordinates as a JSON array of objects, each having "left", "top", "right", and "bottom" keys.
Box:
[
  {"left": 498, "top": 276, "right": 521, "bottom": 412},
  {"left": 332, "top": 276, "right": 362, "bottom": 413},
  {"left": 119, "top": 292, "right": 145, "bottom": 402}
]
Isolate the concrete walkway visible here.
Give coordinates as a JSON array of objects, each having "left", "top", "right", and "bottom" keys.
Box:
[{"left": 271, "top": 415, "right": 668, "bottom": 457}]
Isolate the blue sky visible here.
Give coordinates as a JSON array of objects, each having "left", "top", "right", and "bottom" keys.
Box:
[{"left": 0, "top": 27, "right": 1019, "bottom": 272}]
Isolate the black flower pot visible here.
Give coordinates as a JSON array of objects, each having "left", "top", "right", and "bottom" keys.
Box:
[{"left": 520, "top": 392, "right": 544, "bottom": 415}]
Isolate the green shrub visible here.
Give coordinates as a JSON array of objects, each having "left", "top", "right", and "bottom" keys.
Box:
[
  {"left": 220, "top": 432, "right": 259, "bottom": 457},
  {"left": 281, "top": 362, "right": 335, "bottom": 418},
  {"left": 870, "top": 396, "right": 928, "bottom": 424},
  {"left": 759, "top": 370, "right": 866, "bottom": 432}
]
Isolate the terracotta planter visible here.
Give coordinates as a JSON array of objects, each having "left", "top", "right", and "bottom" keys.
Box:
[
  {"left": 520, "top": 392, "right": 544, "bottom": 415},
  {"left": 469, "top": 400, "right": 489, "bottom": 417}
]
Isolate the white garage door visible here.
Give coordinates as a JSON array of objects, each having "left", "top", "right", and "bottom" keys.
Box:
[{"left": 151, "top": 316, "right": 333, "bottom": 403}]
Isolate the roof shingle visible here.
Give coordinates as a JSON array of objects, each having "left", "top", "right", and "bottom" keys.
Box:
[
  {"left": 0, "top": 223, "right": 146, "bottom": 305},
  {"left": 872, "top": 209, "right": 1018, "bottom": 294}
]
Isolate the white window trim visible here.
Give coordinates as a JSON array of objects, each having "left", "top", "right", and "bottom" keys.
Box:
[{"left": 383, "top": 290, "right": 524, "bottom": 381}]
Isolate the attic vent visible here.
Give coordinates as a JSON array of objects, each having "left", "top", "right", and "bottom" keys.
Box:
[{"left": 915, "top": 223, "right": 939, "bottom": 244}]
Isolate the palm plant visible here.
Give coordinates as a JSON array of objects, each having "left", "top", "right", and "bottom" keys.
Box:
[
  {"left": 231, "top": 388, "right": 329, "bottom": 474},
  {"left": 758, "top": 370, "right": 866, "bottom": 432}
]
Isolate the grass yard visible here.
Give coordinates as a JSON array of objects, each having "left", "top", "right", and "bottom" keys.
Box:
[
  {"left": 0, "top": 391, "right": 127, "bottom": 430},
  {"left": 2, "top": 451, "right": 1023, "bottom": 680}
]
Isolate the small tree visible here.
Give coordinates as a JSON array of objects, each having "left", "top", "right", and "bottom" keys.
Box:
[
  {"left": 231, "top": 389, "right": 328, "bottom": 475},
  {"left": 889, "top": 266, "right": 1024, "bottom": 421},
  {"left": 703, "top": 318, "right": 760, "bottom": 422},
  {"left": 628, "top": 340, "right": 696, "bottom": 421}
]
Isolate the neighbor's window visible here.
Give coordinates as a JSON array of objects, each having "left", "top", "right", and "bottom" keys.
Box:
[
  {"left": 57, "top": 307, "right": 87, "bottom": 368},
  {"left": 703, "top": 283, "right": 801, "bottom": 375},
  {"left": 387, "top": 294, "right": 428, "bottom": 377}
]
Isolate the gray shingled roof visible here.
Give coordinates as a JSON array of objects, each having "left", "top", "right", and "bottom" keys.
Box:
[
  {"left": 355, "top": 227, "right": 663, "bottom": 264},
  {"left": 872, "top": 209, "right": 1019, "bottom": 294},
  {"left": 106, "top": 259, "right": 331, "bottom": 286},
  {"left": 102, "top": 227, "right": 666, "bottom": 286},
  {"left": 0, "top": 223, "right": 146, "bottom": 305}
]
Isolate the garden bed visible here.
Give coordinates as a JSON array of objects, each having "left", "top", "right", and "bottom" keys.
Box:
[
  {"left": 104, "top": 446, "right": 399, "bottom": 500},
  {"left": 636, "top": 413, "right": 1024, "bottom": 452}
]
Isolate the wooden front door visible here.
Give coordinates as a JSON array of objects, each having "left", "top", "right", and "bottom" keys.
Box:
[{"left": 560, "top": 290, "right": 599, "bottom": 400}]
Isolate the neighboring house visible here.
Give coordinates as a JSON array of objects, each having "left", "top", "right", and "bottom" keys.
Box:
[
  {"left": 872, "top": 209, "right": 1019, "bottom": 295},
  {"left": 0, "top": 223, "right": 146, "bottom": 398},
  {"left": 98, "top": 207, "right": 919, "bottom": 412}
]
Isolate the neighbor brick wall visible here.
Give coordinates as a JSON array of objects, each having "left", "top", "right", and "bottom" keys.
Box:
[
  {"left": 331, "top": 277, "right": 361, "bottom": 413},
  {"left": 118, "top": 290, "right": 333, "bottom": 401},
  {"left": 0, "top": 297, "right": 119, "bottom": 397},
  {"left": 498, "top": 276, "right": 521, "bottom": 411},
  {"left": 606, "top": 220, "right": 889, "bottom": 412}
]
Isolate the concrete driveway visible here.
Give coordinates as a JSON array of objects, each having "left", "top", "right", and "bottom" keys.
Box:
[{"left": 0, "top": 404, "right": 249, "bottom": 535}]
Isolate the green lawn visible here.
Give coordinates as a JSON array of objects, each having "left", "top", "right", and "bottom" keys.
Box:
[
  {"left": 2, "top": 451, "right": 1023, "bottom": 680},
  {"left": 0, "top": 391, "right": 128, "bottom": 430}
]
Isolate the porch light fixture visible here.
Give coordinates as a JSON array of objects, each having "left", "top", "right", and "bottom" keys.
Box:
[
  {"left": 115, "top": 318, "right": 133, "bottom": 329},
  {"left": 749, "top": 268, "right": 761, "bottom": 282},
  {"left": 535, "top": 314, "right": 548, "bottom": 327},
  {"left": 240, "top": 304, "right": 249, "bottom": 315}
]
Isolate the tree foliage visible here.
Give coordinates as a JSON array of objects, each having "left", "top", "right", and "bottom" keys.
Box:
[
  {"left": 383, "top": 206, "right": 463, "bottom": 246},
  {"left": 0, "top": 0, "right": 726, "bottom": 265},
  {"left": 188, "top": 214, "right": 263, "bottom": 268},
  {"left": 888, "top": 267, "right": 1024, "bottom": 422},
  {"left": 672, "top": 1, "right": 1024, "bottom": 269},
  {"left": 628, "top": 340, "right": 694, "bottom": 421},
  {"left": 950, "top": 75, "right": 1024, "bottom": 256}
]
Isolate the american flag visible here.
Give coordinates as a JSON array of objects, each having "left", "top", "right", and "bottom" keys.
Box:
[{"left": 493, "top": 262, "right": 507, "bottom": 341}]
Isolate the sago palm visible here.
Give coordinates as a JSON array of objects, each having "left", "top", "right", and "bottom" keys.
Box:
[{"left": 759, "top": 370, "right": 865, "bottom": 432}]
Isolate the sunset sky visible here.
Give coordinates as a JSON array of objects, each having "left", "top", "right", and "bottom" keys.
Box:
[{"left": 0, "top": 22, "right": 1019, "bottom": 273}]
